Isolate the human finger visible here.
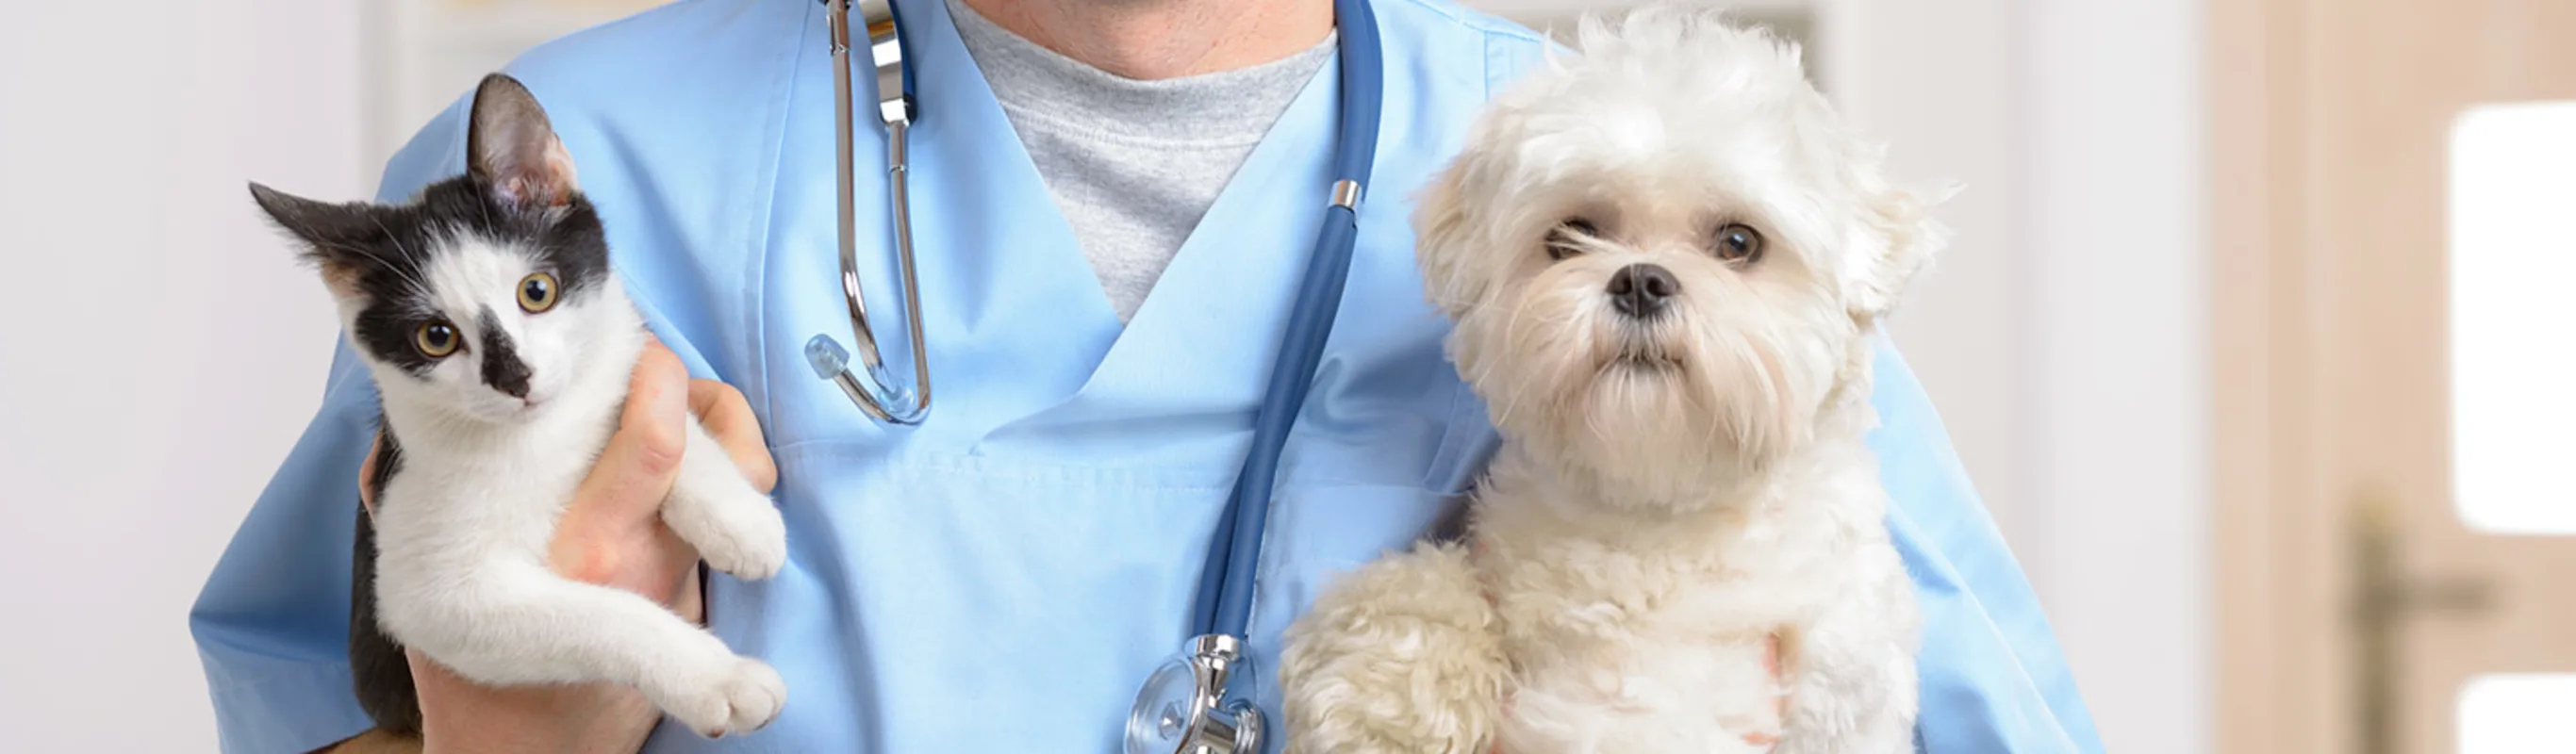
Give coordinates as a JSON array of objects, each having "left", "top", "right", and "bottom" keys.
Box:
[
  {"left": 686, "top": 379, "right": 776, "bottom": 494},
  {"left": 585, "top": 341, "right": 692, "bottom": 518}
]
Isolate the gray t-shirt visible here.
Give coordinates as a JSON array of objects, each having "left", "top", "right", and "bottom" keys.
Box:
[{"left": 948, "top": 0, "right": 1334, "bottom": 322}]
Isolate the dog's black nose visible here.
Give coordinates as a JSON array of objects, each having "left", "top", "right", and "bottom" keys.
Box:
[{"left": 1607, "top": 263, "right": 1678, "bottom": 319}]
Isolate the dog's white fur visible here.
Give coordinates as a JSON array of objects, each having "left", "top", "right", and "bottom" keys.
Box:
[
  {"left": 353, "top": 86, "right": 789, "bottom": 737},
  {"left": 1280, "top": 11, "right": 1947, "bottom": 752}
]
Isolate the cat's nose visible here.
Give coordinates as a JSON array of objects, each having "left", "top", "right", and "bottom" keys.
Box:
[
  {"left": 484, "top": 358, "right": 532, "bottom": 400},
  {"left": 1607, "top": 263, "right": 1678, "bottom": 320}
]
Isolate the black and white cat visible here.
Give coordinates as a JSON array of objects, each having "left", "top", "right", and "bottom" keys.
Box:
[{"left": 250, "top": 74, "right": 789, "bottom": 738}]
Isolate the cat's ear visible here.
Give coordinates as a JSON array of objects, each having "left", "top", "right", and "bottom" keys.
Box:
[
  {"left": 249, "top": 183, "right": 379, "bottom": 257},
  {"left": 466, "top": 74, "right": 579, "bottom": 209},
  {"left": 249, "top": 182, "right": 383, "bottom": 297}
]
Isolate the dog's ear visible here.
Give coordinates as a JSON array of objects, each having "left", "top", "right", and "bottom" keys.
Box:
[
  {"left": 1412, "top": 159, "right": 1487, "bottom": 317},
  {"left": 1843, "top": 180, "right": 1959, "bottom": 322}
]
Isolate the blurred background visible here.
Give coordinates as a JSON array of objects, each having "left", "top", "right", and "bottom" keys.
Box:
[{"left": 2, "top": 0, "right": 2567, "bottom": 751}]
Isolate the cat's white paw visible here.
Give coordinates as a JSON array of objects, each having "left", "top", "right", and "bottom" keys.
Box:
[
  {"left": 661, "top": 655, "right": 788, "bottom": 738},
  {"left": 669, "top": 484, "right": 788, "bottom": 581},
  {"left": 700, "top": 498, "right": 787, "bottom": 580}
]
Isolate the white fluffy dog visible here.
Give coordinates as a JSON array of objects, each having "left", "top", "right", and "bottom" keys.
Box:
[{"left": 1279, "top": 10, "right": 1949, "bottom": 753}]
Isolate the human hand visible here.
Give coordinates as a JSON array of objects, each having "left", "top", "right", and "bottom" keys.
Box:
[{"left": 353, "top": 337, "right": 777, "bottom": 754}]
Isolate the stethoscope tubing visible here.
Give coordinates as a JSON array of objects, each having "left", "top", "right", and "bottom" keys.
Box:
[{"left": 1194, "top": 0, "right": 1384, "bottom": 644}]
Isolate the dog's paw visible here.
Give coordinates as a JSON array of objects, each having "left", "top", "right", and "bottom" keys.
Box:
[
  {"left": 668, "top": 484, "right": 788, "bottom": 581},
  {"left": 660, "top": 655, "right": 787, "bottom": 738},
  {"left": 1280, "top": 543, "right": 1505, "bottom": 754}
]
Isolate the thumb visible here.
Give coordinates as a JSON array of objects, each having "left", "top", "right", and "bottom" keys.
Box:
[
  {"left": 358, "top": 432, "right": 384, "bottom": 518},
  {"left": 582, "top": 341, "right": 692, "bottom": 517}
]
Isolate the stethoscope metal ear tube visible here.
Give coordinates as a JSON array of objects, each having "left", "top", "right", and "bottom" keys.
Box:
[{"left": 807, "top": 0, "right": 933, "bottom": 425}]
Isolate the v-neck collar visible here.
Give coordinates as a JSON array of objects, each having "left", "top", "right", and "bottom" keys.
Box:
[
  {"left": 1065, "top": 64, "right": 1340, "bottom": 401},
  {"left": 945, "top": 0, "right": 1337, "bottom": 325},
  {"left": 908, "top": 0, "right": 1346, "bottom": 447},
  {"left": 767, "top": 0, "right": 1348, "bottom": 450}
]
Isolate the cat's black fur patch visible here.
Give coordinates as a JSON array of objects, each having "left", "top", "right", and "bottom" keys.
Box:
[
  {"left": 351, "top": 422, "right": 421, "bottom": 737},
  {"left": 476, "top": 306, "right": 535, "bottom": 398},
  {"left": 246, "top": 172, "right": 607, "bottom": 380}
]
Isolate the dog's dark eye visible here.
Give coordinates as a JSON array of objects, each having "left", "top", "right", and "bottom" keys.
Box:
[
  {"left": 1713, "top": 223, "right": 1764, "bottom": 263},
  {"left": 1547, "top": 218, "right": 1599, "bottom": 261}
]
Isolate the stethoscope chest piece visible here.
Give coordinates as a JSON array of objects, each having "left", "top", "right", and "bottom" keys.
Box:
[{"left": 1126, "top": 634, "right": 1263, "bottom": 754}]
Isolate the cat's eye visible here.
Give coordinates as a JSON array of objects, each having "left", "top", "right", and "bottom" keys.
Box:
[
  {"left": 1713, "top": 222, "right": 1765, "bottom": 263},
  {"left": 518, "top": 272, "right": 559, "bottom": 313},
  {"left": 414, "top": 320, "right": 461, "bottom": 358},
  {"left": 1547, "top": 218, "right": 1600, "bottom": 261}
]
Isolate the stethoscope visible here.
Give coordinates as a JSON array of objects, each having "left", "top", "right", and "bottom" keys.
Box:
[{"left": 801, "top": 0, "right": 1384, "bottom": 751}]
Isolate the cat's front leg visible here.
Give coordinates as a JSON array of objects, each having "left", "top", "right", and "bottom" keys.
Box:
[
  {"left": 384, "top": 564, "right": 786, "bottom": 737},
  {"left": 661, "top": 418, "right": 788, "bottom": 580},
  {"left": 1280, "top": 542, "right": 1507, "bottom": 754}
]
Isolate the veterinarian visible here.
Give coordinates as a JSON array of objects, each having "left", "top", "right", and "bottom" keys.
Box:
[{"left": 190, "top": 0, "right": 2102, "bottom": 751}]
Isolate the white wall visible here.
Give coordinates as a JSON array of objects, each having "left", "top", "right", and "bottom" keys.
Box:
[
  {"left": 2019, "top": 0, "right": 2211, "bottom": 752},
  {"left": 1822, "top": 0, "right": 2035, "bottom": 562},
  {"left": 0, "top": 2, "right": 365, "bottom": 751}
]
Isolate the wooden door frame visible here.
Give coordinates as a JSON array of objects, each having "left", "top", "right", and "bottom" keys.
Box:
[{"left": 2210, "top": 0, "right": 2327, "bottom": 750}]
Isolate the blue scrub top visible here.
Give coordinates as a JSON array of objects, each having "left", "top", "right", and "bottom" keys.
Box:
[{"left": 190, "top": 0, "right": 2104, "bottom": 751}]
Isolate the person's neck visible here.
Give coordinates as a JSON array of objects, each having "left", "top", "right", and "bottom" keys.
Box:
[{"left": 957, "top": 0, "right": 1332, "bottom": 80}]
